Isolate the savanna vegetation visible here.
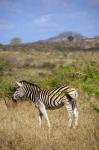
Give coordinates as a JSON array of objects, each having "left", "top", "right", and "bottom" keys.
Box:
[{"left": 0, "top": 47, "right": 99, "bottom": 150}]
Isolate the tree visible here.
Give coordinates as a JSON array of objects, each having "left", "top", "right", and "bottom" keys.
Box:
[
  {"left": 10, "top": 37, "right": 21, "bottom": 45},
  {"left": 0, "top": 43, "right": 3, "bottom": 47},
  {"left": 67, "top": 36, "right": 74, "bottom": 41}
]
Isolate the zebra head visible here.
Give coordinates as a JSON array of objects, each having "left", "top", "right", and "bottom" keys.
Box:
[{"left": 12, "top": 81, "right": 26, "bottom": 102}]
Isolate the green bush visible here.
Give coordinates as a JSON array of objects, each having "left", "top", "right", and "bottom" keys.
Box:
[
  {"left": 95, "top": 90, "right": 99, "bottom": 97},
  {"left": 90, "top": 103, "right": 99, "bottom": 113},
  {"left": 42, "top": 62, "right": 56, "bottom": 70},
  {"left": 0, "top": 60, "right": 12, "bottom": 76},
  {"left": 0, "top": 58, "right": 98, "bottom": 98},
  {"left": 0, "top": 80, "right": 15, "bottom": 98}
]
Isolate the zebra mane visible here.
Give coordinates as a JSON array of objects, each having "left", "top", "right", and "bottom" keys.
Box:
[{"left": 19, "top": 80, "right": 41, "bottom": 89}]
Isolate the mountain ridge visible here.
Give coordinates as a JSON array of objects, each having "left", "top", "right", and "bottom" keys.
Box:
[{"left": 47, "top": 31, "right": 86, "bottom": 42}]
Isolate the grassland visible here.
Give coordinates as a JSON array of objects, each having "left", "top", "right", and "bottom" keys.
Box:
[{"left": 0, "top": 49, "right": 99, "bottom": 150}]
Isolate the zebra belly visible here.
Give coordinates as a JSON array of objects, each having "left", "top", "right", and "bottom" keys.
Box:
[{"left": 45, "top": 102, "right": 64, "bottom": 110}]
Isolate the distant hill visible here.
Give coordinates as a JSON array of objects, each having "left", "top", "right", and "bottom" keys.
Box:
[
  {"left": 48, "top": 31, "right": 86, "bottom": 42},
  {"left": 0, "top": 31, "right": 99, "bottom": 51}
]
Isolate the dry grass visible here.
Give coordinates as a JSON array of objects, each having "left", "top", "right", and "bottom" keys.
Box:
[
  {"left": 0, "top": 95, "right": 98, "bottom": 150},
  {"left": 0, "top": 50, "right": 99, "bottom": 150}
]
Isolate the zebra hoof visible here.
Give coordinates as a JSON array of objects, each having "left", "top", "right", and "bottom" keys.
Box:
[{"left": 73, "top": 125, "right": 78, "bottom": 129}]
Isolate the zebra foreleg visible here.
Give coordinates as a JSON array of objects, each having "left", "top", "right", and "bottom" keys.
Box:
[
  {"left": 36, "top": 101, "right": 51, "bottom": 129},
  {"left": 38, "top": 110, "right": 43, "bottom": 127}
]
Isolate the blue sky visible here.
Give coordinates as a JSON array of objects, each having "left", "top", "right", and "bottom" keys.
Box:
[{"left": 0, "top": 0, "right": 99, "bottom": 44}]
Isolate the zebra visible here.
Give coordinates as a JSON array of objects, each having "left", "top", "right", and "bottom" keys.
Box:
[{"left": 12, "top": 80, "right": 79, "bottom": 129}]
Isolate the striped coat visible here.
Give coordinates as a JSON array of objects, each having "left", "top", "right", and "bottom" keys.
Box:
[{"left": 12, "top": 80, "right": 79, "bottom": 128}]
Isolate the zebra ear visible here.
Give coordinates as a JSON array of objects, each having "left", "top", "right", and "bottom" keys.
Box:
[{"left": 16, "top": 81, "right": 22, "bottom": 87}]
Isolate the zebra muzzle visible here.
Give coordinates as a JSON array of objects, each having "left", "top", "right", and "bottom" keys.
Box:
[{"left": 12, "top": 97, "right": 17, "bottom": 103}]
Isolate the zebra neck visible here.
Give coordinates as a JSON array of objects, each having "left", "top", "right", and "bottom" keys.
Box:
[{"left": 26, "top": 91, "right": 35, "bottom": 103}]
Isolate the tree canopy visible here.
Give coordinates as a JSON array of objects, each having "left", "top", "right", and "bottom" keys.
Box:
[
  {"left": 10, "top": 37, "right": 22, "bottom": 45},
  {"left": 67, "top": 36, "right": 74, "bottom": 41}
]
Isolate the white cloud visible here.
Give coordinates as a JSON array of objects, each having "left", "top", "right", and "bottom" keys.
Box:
[{"left": 33, "top": 15, "right": 50, "bottom": 25}]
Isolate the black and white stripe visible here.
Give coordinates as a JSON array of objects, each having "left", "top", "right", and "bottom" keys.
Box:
[{"left": 12, "top": 80, "right": 79, "bottom": 128}]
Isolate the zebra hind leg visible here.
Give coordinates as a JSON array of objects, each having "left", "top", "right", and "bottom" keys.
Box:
[
  {"left": 73, "top": 107, "right": 79, "bottom": 128},
  {"left": 65, "top": 97, "right": 78, "bottom": 128},
  {"left": 65, "top": 100, "right": 74, "bottom": 128},
  {"left": 67, "top": 111, "right": 74, "bottom": 128}
]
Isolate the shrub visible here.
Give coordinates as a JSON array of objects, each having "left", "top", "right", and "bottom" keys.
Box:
[
  {"left": 0, "top": 60, "right": 12, "bottom": 76},
  {"left": 42, "top": 62, "right": 56, "bottom": 70},
  {"left": 0, "top": 80, "right": 15, "bottom": 98}
]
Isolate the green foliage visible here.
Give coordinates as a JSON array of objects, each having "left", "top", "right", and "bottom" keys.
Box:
[
  {"left": 0, "top": 63, "right": 98, "bottom": 98},
  {"left": 0, "top": 60, "right": 12, "bottom": 76},
  {"left": 82, "top": 85, "right": 94, "bottom": 95},
  {"left": 95, "top": 90, "right": 99, "bottom": 97},
  {"left": 93, "top": 106, "right": 99, "bottom": 113},
  {"left": 0, "top": 51, "right": 98, "bottom": 100},
  {"left": 0, "top": 79, "right": 15, "bottom": 98},
  {"left": 10, "top": 37, "right": 21, "bottom": 45},
  {"left": 90, "top": 103, "right": 99, "bottom": 113},
  {"left": 47, "top": 76, "right": 65, "bottom": 87},
  {"left": 68, "top": 36, "right": 74, "bottom": 41},
  {"left": 42, "top": 62, "right": 56, "bottom": 70}
]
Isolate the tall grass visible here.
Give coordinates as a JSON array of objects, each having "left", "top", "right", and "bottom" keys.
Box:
[
  {"left": 0, "top": 51, "right": 98, "bottom": 98},
  {"left": 0, "top": 50, "right": 99, "bottom": 150}
]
